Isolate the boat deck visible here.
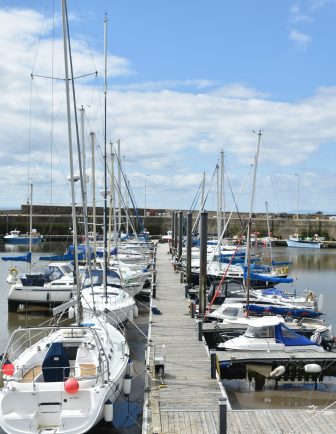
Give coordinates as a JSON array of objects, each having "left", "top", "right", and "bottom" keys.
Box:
[{"left": 142, "top": 244, "right": 336, "bottom": 433}]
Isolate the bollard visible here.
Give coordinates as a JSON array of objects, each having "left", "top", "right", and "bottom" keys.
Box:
[
  {"left": 152, "top": 271, "right": 157, "bottom": 285},
  {"left": 152, "top": 283, "right": 157, "bottom": 299},
  {"left": 219, "top": 397, "right": 227, "bottom": 434},
  {"left": 191, "top": 301, "right": 196, "bottom": 318},
  {"left": 198, "top": 319, "right": 203, "bottom": 341},
  {"left": 210, "top": 350, "right": 217, "bottom": 379},
  {"left": 184, "top": 284, "right": 189, "bottom": 299},
  {"left": 180, "top": 271, "right": 184, "bottom": 283}
]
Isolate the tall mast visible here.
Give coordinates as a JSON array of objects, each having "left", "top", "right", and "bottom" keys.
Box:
[
  {"left": 29, "top": 182, "right": 33, "bottom": 273},
  {"left": 117, "top": 139, "right": 122, "bottom": 238},
  {"left": 220, "top": 150, "right": 225, "bottom": 235},
  {"left": 265, "top": 201, "right": 273, "bottom": 263},
  {"left": 61, "top": 0, "right": 81, "bottom": 323},
  {"left": 245, "top": 130, "right": 263, "bottom": 317},
  {"left": 103, "top": 12, "right": 108, "bottom": 293},
  {"left": 90, "top": 132, "right": 97, "bottom": 265}
]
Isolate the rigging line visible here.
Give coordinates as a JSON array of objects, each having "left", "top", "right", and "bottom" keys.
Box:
[
  {"left": 225, "top": 163, "right": 253, "bottom": 231},
  {"left": 288, "top": 399, "right": 336, "bottom": 433},
  {"left": 189, "top": 174, "right": 204, "bottom": 212},
  {"left": 31, "top": 71, "right": 98, "bottom": 81},
  {"left": 192, "top": 164, "right": 218, "bottom": 234},
  {"left": 207, "top": 166, "right": 252, "bottom": 268}
]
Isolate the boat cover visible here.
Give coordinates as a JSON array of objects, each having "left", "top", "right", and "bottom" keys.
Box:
[
  {"left": 42, "top": 342, "right": 70, "bottom": 382},
  {"left": 1, "top": 252, "right": 31, "bottom": 263},
  {"left": 275, "top": 323, "right": 319, "bottom": 347}
]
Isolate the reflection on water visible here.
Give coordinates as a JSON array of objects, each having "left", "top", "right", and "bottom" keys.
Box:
[
  {"left": 3, "top": 243, "right": 43, "bottom": 253},
  {"left": 225, "top": 379, "right": 336, "bottom": 410}
]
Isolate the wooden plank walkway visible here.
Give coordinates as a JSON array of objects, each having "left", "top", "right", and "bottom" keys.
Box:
[
  {"left": 142, "top": 244, "right": 336, "bottom": 433},
  {"left": 143, "top": 243, "right": 222, "bottom": 433}
]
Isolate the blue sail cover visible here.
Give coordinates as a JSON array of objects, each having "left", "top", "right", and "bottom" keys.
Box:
[
  {"left": 247, "top": 304, "right": 321, "bottom": 318},
  {"left": 247, "top": 271, "right": 294, "bottom": 284},
  {"left": 1, "top": 252, "right": 31, "bottom": 263},
  {"left": 39, "top": 244, "right": 93, "bottom": 261},
  {"left": 275, "top": 323, "right": 320, "bottom": 346}
]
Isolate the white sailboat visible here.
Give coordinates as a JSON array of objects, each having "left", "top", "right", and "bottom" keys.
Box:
[{"left": 0, "top": 3, "right": 130, "bottom": 432}]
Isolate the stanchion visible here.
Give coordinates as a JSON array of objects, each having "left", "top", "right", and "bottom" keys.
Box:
[
  {"left": 219, "top": 397, "right": 227, "bottom": 434},
  {"left": 197, "top": 319, "right": 203, "bottom": 341},
  {"left": 191, "top": 301, "right": 196, "bottom": 318},
  {"left": 210, "top": 350, "right": 217, "bottom": 379}
]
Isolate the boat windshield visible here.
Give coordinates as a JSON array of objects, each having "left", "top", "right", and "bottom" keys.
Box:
[
  {"left": 245, "top": 325, "right": 275, "bottom": 338},
  {"left": 221, "top": 307, "right": 240, "bottom": 318}
]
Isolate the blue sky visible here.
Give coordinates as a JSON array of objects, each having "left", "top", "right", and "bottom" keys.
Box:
[{"left": 1, "top": 0, "right": 336, "bottom": 215}]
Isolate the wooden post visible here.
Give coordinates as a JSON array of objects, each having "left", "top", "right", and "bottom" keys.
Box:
[
  {"left": 199, "top": 212, "right": 208, "bottom": 316},
  {"left": 219, "top": 396, "right": 227, "bottom": 434},
  {"left": 186, "top": 212, "right": 192, "bottom": 286},
  {"left": 210, "top": 350, "right": 217, "bottom": 379},
  {"left": 178, "top": 210, "right": 183, "bottom": 261}
]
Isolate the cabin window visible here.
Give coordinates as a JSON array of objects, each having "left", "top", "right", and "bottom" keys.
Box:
[
  {"left": 245, "top": 326, "right": 274, "bottom": 338},
  {"left": 222, "top": 307, "right": 239, "bottom": 318}
]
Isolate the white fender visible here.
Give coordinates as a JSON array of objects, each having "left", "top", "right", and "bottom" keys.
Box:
[
  {"left": 122, "top": 377, "right": 132, "bottom": 396},
  {"left": 304, "top": 364, "right": 322, "bottom": 374},
  {"left": 68, "top": 306, "right": 75, "bottom": 319},
  {"left": 269, "top": 365, "right": 286, "bottom": 378},
  {"left": 133, "top": 304, "right": 139, "bottom": 318},
  {"left": 104, "top": 400, "right": 113, "bottom": 422}
]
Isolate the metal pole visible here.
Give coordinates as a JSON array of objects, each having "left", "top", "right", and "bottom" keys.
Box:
[
  {"left": 186, "top": 212, "right": 192, "bottom": 286},
  {"left": 174, "top": 212, "right": 178, "bottom": 253},
  {"left": 199, "top": 211, "right": 208, "bottom": 316},
  {"left": 178, "top": 210, "right": 183, "bottom": 261},
  {"left": 171, "top": 211, "right": 175, "bottom": 256},
  {"left": 219, "top": 397, "right": 227, "bottom": 434},
  {"left": 197, "top": 319, "right": 203, "bottom": 341},
  {"left": 210, "top": 350, "right": 217, "bottom": 379}
]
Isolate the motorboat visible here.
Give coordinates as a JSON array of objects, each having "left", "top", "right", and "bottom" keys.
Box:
[
  {"left": 219, "top": 316, "right": 325, "bottom": 352},
  {"left": 4, "top": 229, "right": 43, "bottom": 245},
  {"left": 0, "top": 317, "right": 129, "bottom": 433},
  {"left": 7, "top": 262, "right": 75, "bottom": 312},
  {"left": 286, "top": 234, "right": 322, "bottom": 249}
]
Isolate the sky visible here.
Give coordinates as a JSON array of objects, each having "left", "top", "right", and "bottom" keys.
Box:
[{"left": 1, "top": 0, "right": 336, "bottom": 215}]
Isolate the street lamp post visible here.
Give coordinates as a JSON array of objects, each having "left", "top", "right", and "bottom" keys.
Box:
[{"left": 294, "top": 173, "right": 300, "bottom": 219}]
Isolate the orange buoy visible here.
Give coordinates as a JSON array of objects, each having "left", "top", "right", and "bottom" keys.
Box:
[
  {"left": 2, "top": 363, "right": 15, "bottom": 376},
  {"left": 64, "top": 377, "right": 79, "bottom": 394}
]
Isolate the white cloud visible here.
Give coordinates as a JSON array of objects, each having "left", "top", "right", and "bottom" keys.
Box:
[
  {"left": 289, "top": 29, "right": 311, "bottom": 48},
  {"left": 1, "top": 7, "right": 336, "bottom": 213}
]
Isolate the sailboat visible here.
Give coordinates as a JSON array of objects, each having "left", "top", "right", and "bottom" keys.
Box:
[{"left": 0, "top": 3, "right": 130, "bottom": 432}]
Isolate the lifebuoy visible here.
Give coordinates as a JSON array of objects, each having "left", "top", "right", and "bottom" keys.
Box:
[{"left": 9, "top": 267, "right": 18, "bottom": 277}]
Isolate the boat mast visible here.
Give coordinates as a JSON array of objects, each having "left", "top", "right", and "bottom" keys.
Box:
[
  {"left": 265, "top": 201, "right": 274, "bottom": 263},
  {"left": 117, "top": 139, "right": 122, "bottom": 238},
  {"left": 61, "top": 0, "right": 82, "bottom": 323},
  {"left": 103, "top": 12, "right": 108, "bottom": 297},
  {"left": 29, "top": 182, "right": 33, "bottom": 273},
  {"left": 245, "top": 130, "right": 263, "bottom": 317},
  {"left": 90, "top": 131, "right": 97, "bottom": 266}
]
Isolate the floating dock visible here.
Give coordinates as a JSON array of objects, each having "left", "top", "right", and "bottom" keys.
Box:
[{"left": 142, "top": 244, "right": 336, "bottom": 433}]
